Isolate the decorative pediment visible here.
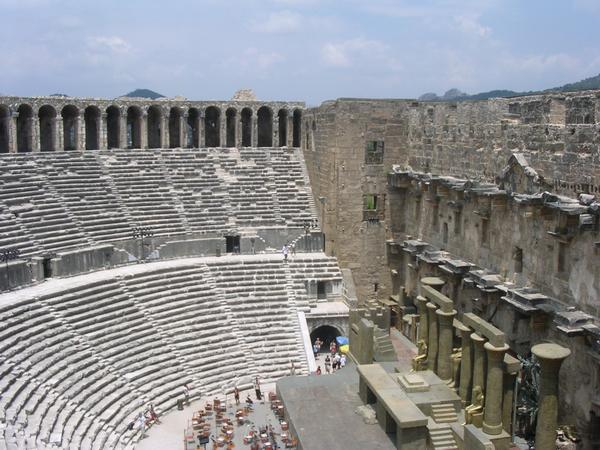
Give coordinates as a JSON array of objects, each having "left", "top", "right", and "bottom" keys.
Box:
[{"left": 498, "top": 153, "right": 549, "bottom": 194}]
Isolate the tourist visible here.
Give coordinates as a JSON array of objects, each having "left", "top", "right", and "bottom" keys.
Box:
[
  {"left": 148, "top": 403, "right": 159, "bottom": 424},
  {"left": 340, "top": 354, "right": 347, "bottom": 368},
  {"left": 330, "top": 341, "right": 337, "bottom": 355},
  {"left": 324, "top": 355, "right": 331, "bottom": 374},
  {"left": 234, "top": 386, "right": 240, "bottom": 405},
  {"left": 137, "top": 411, "right": 146, "bottom": 438},
  {"left": 254, "top": 376, "right": 262, "bottom": 400},
  {"left": 289, "top": 360, "right": 296, "bottom": 376},
  {"left": 282, "top": 243, "right": 289, "bottom": 262},
  {"left": 316, "top": 366, "right": 322, "bottom": 375},
  {"left": 333, "top": 353, "right": 341, "bottom": 371}
]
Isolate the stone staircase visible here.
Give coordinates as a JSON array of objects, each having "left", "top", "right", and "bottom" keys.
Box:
[
  {"left": 373, "top": 327, "right": 397, "bottom": 362},
  {"left": 428, "top": 420, "right": 458, "bottom": 449},
  {"left": 431, "top": 402, "right": 459, "bottom": 424}
]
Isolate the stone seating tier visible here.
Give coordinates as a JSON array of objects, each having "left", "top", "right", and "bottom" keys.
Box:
[{"left": 0, "top": 148, "right": 317, "bottom": 257}]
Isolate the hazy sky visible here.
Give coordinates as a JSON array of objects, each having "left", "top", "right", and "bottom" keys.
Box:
[{"left": 2, "top": 0, "right": 600, "bottom": 105}]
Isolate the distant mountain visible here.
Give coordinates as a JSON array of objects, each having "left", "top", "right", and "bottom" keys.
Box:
[
  {"left": 419, "top": 73, "right": 600, "bottom": 102},
  {"left": 122, "top": 89, "right": 165, "bottom": 99}
]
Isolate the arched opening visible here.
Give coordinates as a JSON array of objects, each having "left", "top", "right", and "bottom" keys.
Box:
[
  {"left": 169, "top": 107, "right": 183, "bottom": 148},
  {"left": 84, "top": 106, "right": 100, "bottom": 150},
  {"left": 38, "top": 105, "right": 57, "bottom": 152},
  {"left": 241, "top": 108, "right": 252, "bottom": 147},
  {"left": 292, "top": 109, "right": 302, "bottom": 147},
  {"left": 126, "top": 106, "right": 142, "bottom": 149},
  {"left": 106, "top": 105, "right": 121, "bottom": 149},
  {"left": 204, "top": 106, "right": 220, "bottom": 147},
  {"left": 278, "top": 109, "right": 288, "bottom": 147},
  {"left": 0, "top": 105, "right": 10, "bottom": 153},
  {"left": 187, "top": 108, "right": 199, "bottom": 148},
  {"left": 226, "top": 108, "right": 236, "bottom": 147},
  {"left": 257, "top": 106, "right": 273, "bottom": 147},
  {"left": 17, "top": 104, "right": 33, "bottom": 153},
  {"left": 147, "top": 105, "right": 162, "bottom": 149},
  {"left": 310, "top": 325, "right": 343, "bottom": 354},
  {"left": 61, "top": 105, "right": 79, "bottom": 150}
]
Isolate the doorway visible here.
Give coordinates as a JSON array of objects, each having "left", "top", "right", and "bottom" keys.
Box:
[{"left": 225, "top": 235, "right": 240, "bottom": 253}]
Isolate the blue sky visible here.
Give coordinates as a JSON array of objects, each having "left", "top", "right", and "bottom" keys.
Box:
[{"left": 1, "top": 0, "right": 600, "bottom": 105}]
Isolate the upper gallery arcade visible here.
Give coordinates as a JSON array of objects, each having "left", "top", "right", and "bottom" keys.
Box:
[{"left": 0, "top": 96, "right": 304, "bottom": 153}]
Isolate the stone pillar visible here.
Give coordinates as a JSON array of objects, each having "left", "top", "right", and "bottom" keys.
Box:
[
  {"left": 140, "top": 112, "right": 148, "bottom": 149},
  {"left": 77, "top": 112, "right": 85, "bottom": 151},
  {"left": 199, "top": 111, "right": 205, "bottom": 147},
  {"left": 436, "top": 308, "right": 457, "bottom": 381},
  {"left": 219, "top": 110, "right": 226, "bottom": 147},
  {"left": 416, "top": 296, "right": 428, "bottom": 344},
  {"left": 56, "top": 117, "right": 64, "bottom": 151},
  {"left": 32, "top": 115, "right": 40, "bottom": 152},
  {"left": 161, "top": 113, "right": 169, "bottom": 148},
  {"left": 483, "top": 342, "right": 509, "bottom": 435},
  {"left": 287, "top": 113, "right": 293, "bottom": 147},
  {"left": 458, "top": 326, "right": 473, "bottom": 406},
  {"left": 178, "top": 114, "right": 186, "bottom": 148},
  {"left": 100, "top": 113, "right": 108, "bottom": 149},
  {"left": 118, "top": 111, "right": 127, "bottom": 149},
  {"left": 502, "top": 370, "right": 517, "bottom": 435},
  {"left": 471, "top": 333, "right": 486, "bottom": 401},
  {"left": 252, "top": 114, "right": 258, "bottom": 147},
  {"left": 532, "top": 343, "right": 571, "bottom": 450},
  {"left": 273, "top": 114, "right": 279, "bottom": 147},
  {"left": 426, "top": 302, "right": 438, "bottom": 372},
  {"left": 8, "top": 112, "right": 18, "bottom": 153}
]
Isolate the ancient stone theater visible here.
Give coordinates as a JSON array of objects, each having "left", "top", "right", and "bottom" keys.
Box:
[{"left": 0, "top": 90, "right": 598, "bottom": 450}]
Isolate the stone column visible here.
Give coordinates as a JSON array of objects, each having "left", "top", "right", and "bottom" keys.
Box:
[
  {"left": 458, "top": 326, "right": 473, "bottom": 406},
  {"left": 416, "top": 295, "right": 429, "bottom": 344},
  {"left": 32, "top": 115, "right": 40, "bottom": 152},
  {"left": 273, "top": 114, "right": 279, "bottom": 147},
  {"left": 471, "top": 333, "right": 486, "bottom": 401},
  {"left": 199, "top": 111, "right": 205, "bottom": 147},
  {"left": 56, "top": 117, "right": 64, "bottom": 151},
  {"left": 161, "top": 113, "right": 169, "bottom": 148},
  {"left": 483, "top": 342, "right": 509, "bottom": 435},
  {"left": 287, "top": 113, "right": 293, "bottom": 147},
  {"left": 8, "top": 112, "right": 18, "bottom": 153},
  {"left": 426, "top": 302, "right": 438, "bottom": 372},
  {"left": 252, "top": 114, "right": 258, "bottom": 147},
  {"left": 219, "top": 109, "right": 226, "bottom": 147},
  {"left": 77, "top": 112, "right": 85, "bottom": 151},
  {"left": 181, "top": 113, "right": 188, "bottom": 148},
  {"left": 118, "top": 111, "right": 127, "bottom": 149},
  {"left": 100, "top": 112, "right": 108, "bottom": 149},
  {"left": 532, "top": 343, "right": 571, "bottom": 450},
  {"left": 436, "top": 308, "right": 457, "bottom": 381},
  {"left": 502, "top": 370, "right": 518, "bottom": 434},
  {"left": 140, "top": 112, "right": 148, "bottom": 149}
]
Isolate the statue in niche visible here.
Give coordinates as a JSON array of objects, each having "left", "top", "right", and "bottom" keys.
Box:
[
  {"left": 450, "top": 347, "right": 462, "bottom": 387},
  {"left": 411, "top": 340, "right": 428, "bottom": 371},
  {"left": 463, "top": 385, "right": 484, "bottom": 425}
]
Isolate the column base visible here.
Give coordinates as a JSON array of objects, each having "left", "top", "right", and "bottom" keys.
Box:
[
  {"left": 483, "top": 420, "right": 503, "bottom": 435},
  {"left": 484, "top": 429, "right": 511, "bottom": 450}
]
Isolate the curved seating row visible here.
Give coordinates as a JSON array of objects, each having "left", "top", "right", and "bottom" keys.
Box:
[
  {"left": 0, "top": 147, "right": 316, "bottom": 257},
  {"left": 0, "top": 254, "right": 341, "bottom": 450}
]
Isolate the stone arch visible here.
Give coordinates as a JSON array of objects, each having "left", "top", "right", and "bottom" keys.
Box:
[
  {"left": 39, "top": 105, "right": 57, "bottom": 152},
  {"left": 278, "top": 109, "right": 288, "bottom": 147},
  {"left": 84, "top": 106, "right": 101, "bottom": 150},
  {"left": 257, "top": 106, "right": 273, "bottom": 147},
  {"left": 310, "top": 324, "right": 343, "bottom": 353},
  {"left": 0, "top": 105, "right": 9, "bottom": 153},
  {"left": 17, "top": 104, "right": 33, "bottom": 153},
  {"left": 225, "top": 107, "right": 236, "bottom": 148},
  {"left": 106, "top": 105, "right": 121, "bottom": 149},
  {"left": 292, "top": 109, "right": 302, "bottom": 147},
  {"left": 126, "top": 106, "right": 142, "bottom": 149},
  {"left": 61, "top": 104, "right": 79, "bottom": 150},
  {"left": 147, "top": 105, "right": 163, "bottom": 149},
  {"left": 187, "top": 108, "right": 200, "bottom": 148},
  {"left": 241, "top": 107, "right": 252, "bottom": 147},
  {"left": 204, "top": 106, "right": 220, "bottom": 147},
  {"left": 169, "top": 107, "right": 183, "bottom": 148}
]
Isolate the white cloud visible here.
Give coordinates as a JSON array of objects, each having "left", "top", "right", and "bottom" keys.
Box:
[
  {"left": 249, "top": 10, "right": 302, "bottom": 33},
  {"left": 221, "top": 48, "right": 285, "bottom": 74},
  {"left": 454, "top": 15, "right": 491, "bottom": 38},
  {"left": 87, "top": 36, "right": 132, "bottom": 54},
  {"left": 320, "top": 38, "right": 387, "bottom": 68}
]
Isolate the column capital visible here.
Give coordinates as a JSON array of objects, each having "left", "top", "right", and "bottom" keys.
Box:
[
  {"left": 435, "top": 308, "right": 457, "bottom": 319},
  {"left": 426, "top": 302, "right": 437, "bottom": 311},
  {"left": 484, "top": 341, "right": 509, "bottom": 355},
  {"left": 531, "top": 342, "right": 571, "bottom": 365},
  {"left": 470, "top": 332, "right": 485, "bottom": 344}
]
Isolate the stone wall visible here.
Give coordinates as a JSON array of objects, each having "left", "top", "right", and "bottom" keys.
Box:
[{"left": 302, "top": 91, "right": 600, "bottom": 303}]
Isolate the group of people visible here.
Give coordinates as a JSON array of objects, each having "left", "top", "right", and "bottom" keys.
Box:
[
  {"left": 314, "top": 338, "right": 347, "bottom": 375},
  {"left": 128, "top": 403, "right": 160, "bottom": 437}
]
